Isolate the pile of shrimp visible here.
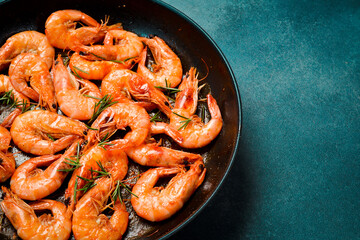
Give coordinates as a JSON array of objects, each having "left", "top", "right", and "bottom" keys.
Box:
[{"left": 0, "top": 9, "right": 223, "bottom": 240}]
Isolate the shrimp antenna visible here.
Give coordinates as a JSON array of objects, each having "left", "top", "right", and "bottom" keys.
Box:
[{"left": 198, "top": 58, "right": 209, "bottom": 81}]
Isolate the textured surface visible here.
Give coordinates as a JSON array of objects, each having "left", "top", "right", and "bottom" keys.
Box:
[{"left": 163, "top": 0, "right": 360, "bottom": 239}]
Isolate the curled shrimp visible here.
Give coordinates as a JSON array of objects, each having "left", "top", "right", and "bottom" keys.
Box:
[
  {"left": 126, "top": 141, "right": 203, "bottom": 167},
  {"left": 65, "top": 145, "right": 128, "bottom": 209},
  {"left": 137, "top": 36, "right": 182, "bottom": 88},
  {"left": 131, "top": 160, "right": 206, "bottom": 222},
  {"left": 10, "top": 110, "right": 87, "bottom": 155},
  {"left": 0, "top": 30, "right": 54, "bottom": 71},
  {"left": 9, "top": 53, "right": 57, "bottom": 112},
  {"left": 72, "top": 178, "right": 129, "bottom": 240},
  {"left": 74, "top": 29, "right": 143, "bottom": 62},
  {"left": 170, "top": 68, "right": 223, "bottom": 148},
  {"left": 69, "top": 52, "right": 134, "bottom": 80},
  {"left": 0, "top": 74, "right": 30, "bottom": 127},
  {"left": 86, "top": 102, "right": 150, "bottom": 150},
  {"left": 1, "top": 187, "right": 71, "bottom": 240},
  {"left": 101, "top": 69, "right": 172, "bottom": 117},
  {"left": 45, "top": 9, "right": 121, "bottom": 50},
  {"left": 10, "top": 140, "right": 83, "bottom": 200},
  {"left": 125, "top": 122, "right": 203, "bottom": 167},
  {"left": 53, "top": 55, "right": 102, "bottom": 120},
  {"left": 0, "top": 126, "right": 15, "bottom": 182},
  {"left": 71, "top": 145, "right": 129, "bottom": 239}
]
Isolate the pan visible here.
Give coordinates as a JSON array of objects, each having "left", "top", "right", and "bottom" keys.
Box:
[{"left": 0, "top": 0, "right": 242, "bottom": 239}]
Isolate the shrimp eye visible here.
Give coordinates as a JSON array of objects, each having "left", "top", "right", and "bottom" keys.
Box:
[
  {"left": 182, "top": 157, "right": 189, "bottom": 166},
  {"left": 52, "top": 103, "right": 57, "bottom": 109},
  {"left": 54, "top": 60, "right": 59, "bottom": 65},
  {"left": 198, "top": 163, "right": 204, "bottom": 171},
  {"left": 79, "top": 51, "right": 86, "bottom": 56},
  {"left": 83, "top": 130, "right": 88, "bottom": 135}
]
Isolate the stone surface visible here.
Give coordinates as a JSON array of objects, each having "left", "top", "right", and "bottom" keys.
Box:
[{"left": 162, "top": 0, "right": 360, "bottom": 239}]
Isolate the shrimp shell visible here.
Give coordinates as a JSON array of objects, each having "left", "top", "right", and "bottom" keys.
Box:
[{"left": 10, "top": 110, "right": 87, "bottom": 155}]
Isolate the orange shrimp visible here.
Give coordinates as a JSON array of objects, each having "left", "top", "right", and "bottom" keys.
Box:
[
  {"left": 65, "top": 145, "right": 128, "bottom": 209},
  {"left": 0, "top": 74, "right": 30, "bottom": 127},
  {"left": 137, "top": 36, "right": 182, "bottom": 88},
  {"left": 0, "top": 126, "right": 15, "bottom": 182},
  {"left": 72, "top": 178, "right": 129, "bottom": 240},
  {"left": 74, "top": 29, "right": 143, "bottom": 62},
  {"left": 69, "top": 52, "right": 134, "bottom": 80},
  {"left": 45, "top": 9, "right": 121, "bottom": 50},
  {"left": 170, "top": 68, "right": 223, "bottom": 148},
  {"left": 10, "top": 110, "right": 87, "bottom": 155},
  {"left": 10, "top": 140, "right": 82, "bottom": 200},
  {"left": 131, "top": 160, "right": 206, "bottom": 222},
  {"left": 101, "top": 69, "right": 172, "bottom": 117},
  {"left": 1, "top": 187, "right": 72, "bottom": 240},
  {"left": 126, "top": 141, "right": 202, "bottom": 167},
  {"left": 53, "top": 55, "right": 102, "bottom": 120},
  {"left": 0, "top": 30, "right": 54, "bottom": 71},
  {"left": 86, "top": 102, "right": 150, "bottom": 150},
  {"left": 9, "top": 53, "right": 57, "bottom": 112}
]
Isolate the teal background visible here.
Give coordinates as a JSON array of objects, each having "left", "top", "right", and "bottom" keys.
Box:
[{"left": 162, "top": 0, "right": 360, "bottom": 239}]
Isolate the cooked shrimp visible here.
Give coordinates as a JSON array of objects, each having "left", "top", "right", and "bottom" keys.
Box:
[
  {"left": 137, "top": 36, "right": 182, "bottom": 88},
  {"left": 10, "top": 140, "right": 83, "bottom": 200},
  {"left": 10, "top": 110, "right": 87, "bottom": 155},
  {"left": 170, "top": 68, "right": 223, "bottom": 148},
  {"left": 65, "top": 145, "right": 128, "bottom": 209},
  {"left": 74, "top": 29, "right": 143, "bottom": 62},
  {"left": 9, "top": 53, "right": 57, "bottom": 112},
  {"left": 72, "top": 177, "right": 128, "bottom": 240},
  {"left": 53, "top": 55, "right": 102, "bottom": 120},
  {"left": 0, "top": 74, "right": 31, "bottom": 127},
  {"left": 45, "top": 9, "right": 121, "bottom": 50},
  {"left": 131, "top": 160, "right": 206, "bottom": 222},
  {"left": 126, "top": 141, "right": 202, "bottom": 167},
  {"left": 101, "top": 69, "right": 172, "bottom": 117},
  {"left": 69, "top": 52, "right": 133, "bottom": 80},
  {"left": 0, "top": 126, "right": 15, "bottom": 182},
  {"left": 0, "top": 187, "right": 71, "bottom": 240},
  {"left": 86, "top": 102, "right": 150, "bottom": 150},
  {"left": 0, "top": 30, "right": 54, "bottom": 71}
]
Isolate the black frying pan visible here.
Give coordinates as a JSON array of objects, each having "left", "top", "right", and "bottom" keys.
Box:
[{"left": 0, "top": 0, "right": 242, "bottom": 239}]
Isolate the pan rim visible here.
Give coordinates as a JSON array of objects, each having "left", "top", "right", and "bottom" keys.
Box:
[{"left": 150, "top": 0, "right": 243, "bottom": 239}]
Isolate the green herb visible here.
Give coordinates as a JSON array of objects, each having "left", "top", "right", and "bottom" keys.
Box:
[
  {"left": 73, "top": 178, "right": 78, "bottom": 204},
  {"left": 57, "top": 143, "right": 82, "bottom": 172},
  {"left": 71, "top": 66, "right": 83, "bottom": 80},
  {"left": 150, "top": 111, "right": 162, "bottom": 124},
  {"left": 83, "top": 94, "right": 101, "bottom": 100},
  {"left": 98, "top": 133, "right": 115, "bottom": 150},
  {"left": 89, "top": 52, "right": 136, "bottom": 64},
  {"left": 46, "top": 133, "right": 55, "bottom": 141},
  {"left": 172, "top": 112, "right": 192, "bottom": 130},
  {"left": 73, "top": 66, "right": 89, "bottom": 75},
  {"left": 0, "top": 90, "right": 32, "bottom": 113},
  {"left": 119, "top": 181, "right": 138, "bottom": 198},
  {"left": 85, "top": 124, "right": 98, "bottom": 131},
  {"left": 88, "top": 94, "right": 118, "bottom": 124},
  {"left": 90, "top": 161, "right": 110, "bottom": 178},
  {"left": 112, "top": 180, "right": 123, "bottom": 203},
  {"left": 154, "top": 86, "right": 182, "bottom": 94}
]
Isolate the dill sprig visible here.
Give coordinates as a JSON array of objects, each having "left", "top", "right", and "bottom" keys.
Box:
[
  {"left": 90, "top": 161, "right": 110, "bottom": 178},
  {"left": 88, "top": 94, "right": 118, "bottom": 124},
  {"left": 172, "top": 112, "right": 192, "bottom": 130},
  {"left": 71, "top": 66, "right": 83, "bottom": 80},
  {"left": 58, "top": 143, "right": 82, "bottom": 172},
  {"left": 154, "top": 86, "right": 181, "bottom": 94},
  {"left": 89, "top": 52, "right": 136, "bottom": 64},
  {"left": 73, "top": 66, "right": 89, "bottom": 75},
  {"left": 112, "top": 180, "right": 138, "bottom": 203},
  {"left": 98, "top": 133, "right": 115, "bottom": 150},
  {"left": 46, "top": 134, "right": 55, "bottom": 141},
  {"left": 0, "top": 90, "right": 32, "bottom": 113},
  {"left": 150, "top": 111, "right": 162, "bottom": 124}
]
